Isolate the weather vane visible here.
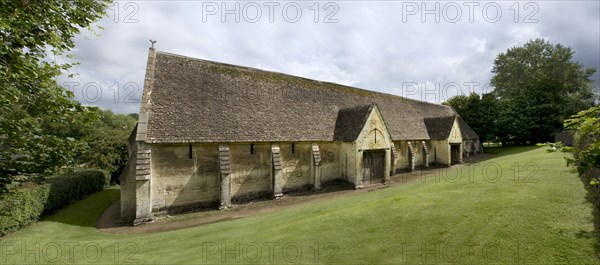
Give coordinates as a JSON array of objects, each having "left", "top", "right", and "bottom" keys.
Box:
[{"left": 149, "top": 39, "right": 157, "bottom": 49}]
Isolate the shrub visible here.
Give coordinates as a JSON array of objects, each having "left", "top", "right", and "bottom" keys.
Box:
[
  {"left": 0, "top": 170, "right": 108, "bottom": 236},
  {"left": 43, "top": 170, "right": 109, "bottom": 214},
  {"left": 0, "top": 183, "right": 50, "bottom": 236}
]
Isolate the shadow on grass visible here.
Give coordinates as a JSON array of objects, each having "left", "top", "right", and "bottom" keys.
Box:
[
  {"left": 43, "top": 189, "right": 120, "bottom": 228},
  {"left": 98, "top": 181, "right": 359, "bottom": 234}
]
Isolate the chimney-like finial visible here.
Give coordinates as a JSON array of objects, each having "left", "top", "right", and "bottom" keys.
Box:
[{"left": 149, "top": 39, "right": 157, "bottom": 49}]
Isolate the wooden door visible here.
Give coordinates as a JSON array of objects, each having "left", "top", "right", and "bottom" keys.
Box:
[
  {"left": 450, "top": 144, "right": 460, "bottom": 164},
  {"left": 362, "top": 150, "right": 385, "bottom": 185}
]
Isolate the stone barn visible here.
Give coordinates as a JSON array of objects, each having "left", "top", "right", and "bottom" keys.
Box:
[{"left": 120, "top": 48, "right": 482, "bottom": 224}]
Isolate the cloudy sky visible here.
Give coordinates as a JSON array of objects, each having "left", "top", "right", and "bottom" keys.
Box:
[{"left": 59, "top": 0, "right": 600, "bottom": 114}]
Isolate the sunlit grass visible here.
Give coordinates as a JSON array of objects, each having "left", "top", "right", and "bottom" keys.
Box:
[{"left": 1, "top": 147, "right": 597, "bottom": 264}]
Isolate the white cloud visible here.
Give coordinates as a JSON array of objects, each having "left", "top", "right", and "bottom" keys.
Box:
[{"left": 61, "top": 1, "right": 600, "bottom": 113}]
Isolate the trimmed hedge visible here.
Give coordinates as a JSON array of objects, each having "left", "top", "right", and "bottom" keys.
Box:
[
  {"left": 0, "top": 170, "right": 108, "bottom": 236},
  {"left": 0, "top": 183, "right": 49, "bottom": 236},
  {"left": 43, "top": 170, "right": 109, "bottom": 214}
]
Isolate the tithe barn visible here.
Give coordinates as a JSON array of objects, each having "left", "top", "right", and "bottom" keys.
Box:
[{"left": 121, "top": 47, "right": 482, "bottom": 224}]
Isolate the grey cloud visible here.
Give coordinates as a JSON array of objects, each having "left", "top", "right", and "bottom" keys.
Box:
[{"left": 61, "top": 1, "right": 599, "bottom": 113}]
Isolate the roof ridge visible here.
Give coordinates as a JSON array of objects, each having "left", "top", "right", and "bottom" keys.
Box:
[
  {"left": 146, "top": 50, "right": 470, "bottom": 143},
  {"left": 155, "top": 50, "right": 451, "bottom": 110}
]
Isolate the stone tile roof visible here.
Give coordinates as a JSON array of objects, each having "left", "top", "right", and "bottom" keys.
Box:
[
  {"left": 423, "top": 116, "right": 456, "bottom": 140},
  {"left": 144, "top": 51, "right": 477, "bottom": 143},
  {"left": 456, "top": 115, "right": 479, "bottom": 140},
  {"left": 333, "top": 104, "right": 374, "bottom": 141}
]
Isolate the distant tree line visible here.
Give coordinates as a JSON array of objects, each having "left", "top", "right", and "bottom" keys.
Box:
[
  {"left": 57, "top": 109, "right": 138, "bottom": 184},
  {"left": 444, "top": 39, "right": 598, "bottom": 145}
]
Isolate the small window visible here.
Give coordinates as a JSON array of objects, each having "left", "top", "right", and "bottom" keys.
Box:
[
  {"left": 188, "top": 144, "right": 193, "bottom": 159},
  {"left": 291, "top": 143, "right": 295, "bottom": 154},
  {"left": 250, "top": 144, "right": 254, "bottom": 155},
  {"left": 373, "top": 129, "right": 378, "bottom": 143}
]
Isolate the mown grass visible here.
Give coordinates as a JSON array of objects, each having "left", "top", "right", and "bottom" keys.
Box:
[{"left": 1, "top": 146, "right": 597, "bottom": 264}]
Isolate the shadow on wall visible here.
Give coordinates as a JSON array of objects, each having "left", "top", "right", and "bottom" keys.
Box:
[
  {"left": 168, "top": 173, "right": 220, "bottom": 214},
  {"left": 281, "top": 163, "right": 311, "bottom": 193},
  {"left": 230, "top": 152, "right": 272, "bottom": 203},
  {"left": 230, "top": 171, "right": 272, "bottom": 203}
]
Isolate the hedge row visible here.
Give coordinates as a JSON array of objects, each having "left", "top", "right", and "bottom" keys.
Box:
[
  {"left": 0, "top": 170, "right": 108, "bottom": 236},
  {"left": 43, "top": 170, "right": 109, "bottom": 214},
  {"left": 0, "top": 183, "right": 49, "bottom": 236}
]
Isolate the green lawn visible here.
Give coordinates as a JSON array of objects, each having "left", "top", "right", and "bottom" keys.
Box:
[{"left": 1, "top": 147, "right": 597, "bottom": 264}]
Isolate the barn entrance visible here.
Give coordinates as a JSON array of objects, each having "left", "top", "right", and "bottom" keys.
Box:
[
  {"left": 450, "top": 144, "right": 461, "bottom": 165},
  {"left": 362, "top": 150, "right": 385, "bottom": 185}
]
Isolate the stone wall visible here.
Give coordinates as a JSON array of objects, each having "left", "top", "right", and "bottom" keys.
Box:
[
  {"left": 411, "top": 141, "right": 425, "bottom": 167},
  {"left": 462, "top": 139, "right": 482, "bottom": 157},
  {"left": 394, "top": 141, "right": 410, "bottom": 171},
  {"left": 448, "top": 118, "right": 462, "bottom": 144},
  {"left": 124, "top": 113, "right": 470, "bottom": 216},
  {"left": 151, "top": 144, "right": 220, "bottom": 212},
  {"left": 431, "top": 140, "right": 450, "bottom": 166},
  {"left": 354, "top": 106, "right": 392, "bottom": 185},
  {"left": 425, "top": 141, "right": 435, "bottom": 166},
  {"left": 319, "top": 142, "right": 342, "bottom": 183},
  {"left": 279, "top": 142, "right": 312, "bottom": 192},
  {"left": 339, "top": 142, "right": 357, "bottom": 183},
  {"left": 554, "top": 131, "right": 574, "bottom": 146},
  {"left": 391, "top": 140, "right": 433, "bottom": 172},
  {"left": 229, "top": 143, "right": 272, "bottom": 201},
  {"left": 143, "top": 141, "right": 350, "bottom": 213},
  {"left": 119, "top": 128, "right": 137, "bottom": 222}
]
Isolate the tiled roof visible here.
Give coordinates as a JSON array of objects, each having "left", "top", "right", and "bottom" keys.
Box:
[
  {"left": 423, "top": 116, "right": 456, "bottom": 140},
  {"left": 144, "top": 51, "right": 476, "bottom": 143},
  {"left": 456, "top": 115, "right": 479, "bottom": 140},
  {"left": 333, "top": 104, "right": 374, "bottom": 141}
]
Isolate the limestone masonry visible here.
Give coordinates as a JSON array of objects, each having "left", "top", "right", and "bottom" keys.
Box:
[{"left": 120, "top": 48, "right": 482, "bottom": 225}]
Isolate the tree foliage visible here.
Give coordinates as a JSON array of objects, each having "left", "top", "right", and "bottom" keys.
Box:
[
  {"left": 491, "top": 38, "right": 597, "bottom": 144},
  {"left": 76, "top": 110, "right": 137, "bottom": 184},
  {"left": 446, "top": 39, "right": 597, "bottom": 146},
  {"left": 563, "top": 106, "right": 600, "bottom": 182},
  {"left": 0, "top": 0, "right": 111, "bottom": 192},
  {"left": 443, "top": 92, "right": 498, "bottom": 143}
]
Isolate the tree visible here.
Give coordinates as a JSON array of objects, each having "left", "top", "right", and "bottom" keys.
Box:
[
  {"left": 0, "top": 0, "right": 111, "bottom": 192},
  {"left": 443, "top": 92, "right": 499, "bottom": 143},
  {"left": 76, "top": 110, "right": 137, "bottom": 184},
  {"left": 491, "top": 38, "right": 597, "bottom": 144}
]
